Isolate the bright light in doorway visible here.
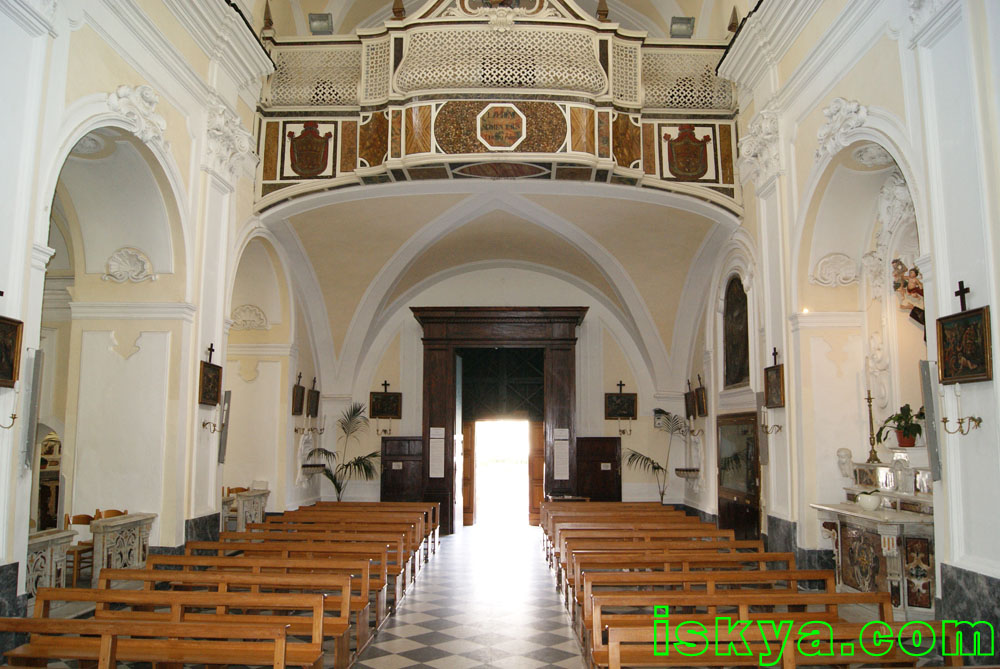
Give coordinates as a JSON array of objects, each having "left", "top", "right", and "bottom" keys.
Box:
[
  {"left": 475, "top": 420, "right": 528, "bottom": 526},
  {"left": 475, "top": 420, "right": 529, "bottom": 461}
]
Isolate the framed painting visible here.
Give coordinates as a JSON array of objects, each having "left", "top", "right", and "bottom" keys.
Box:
[
  {"left": 291, "top": 382, "right": 305, "bottom": 416},
  {"left": 937, "top": 306, "right": 992, "bottom": 384},
  {"left": 684, "top": 390, "right": 697, "bottom": 419},
  {"left": 370, "top": 391, "right": 402, "bottom": 419},
  {"left": 764, "top": 363, "right": 785, "bottom": 408},
  {"left": 198, "top": 361, "right": 222, "bottom": 406},
  {"left": 604, "top": 393, "right": 637, "bottom": 420},
  {"left": 306, "top": 388, "right": 320, "bottom": 418},
  {"left": 695, "top": 386, "right": 708, "bottom": 417},
  {"left": 0, "top": 316, "right": 23, "bottom": 388}
]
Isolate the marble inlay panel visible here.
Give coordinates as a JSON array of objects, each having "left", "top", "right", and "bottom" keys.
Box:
[
  {"left": 719, "top": 123, "right": 734, "bottom": 184},
  {"left": 390, "top": 109, "right": 402, "bottom": 159},
  {"left": 359, "top": 111, "right": 389, "bottom": 167},
  {"left": 405, "top": 105, "right": 433, "bottom": 155},
  {"left": 185, "top": 512, "right": 220, "bottom": 543},
  {"left": 0, "top": 562, "right": 27, "bottom": 655},
  {"left": 765, "top": 515, "right": 795, "bottom": 553},
  {"left": 434, "top": 101, "right": 566, "bottom": 154},
  {"left": 904, "top": 536, "right": 933, "bottom": 608},
  {"left": 612, "top": 113, "right": 641, "bottom": 168},
  {"left": 406, "top": 166, "right": 451, "bottom": 180},
  {"left": 641, "top": 123, "right": 656, "bottom": 174},
  {"left": 597, "top": 111, "right": 610, "bottom": 159},
  {"left": 262, "top": 121, "right": 279, "bottom": 181},
  {"left": 840, "top": 523, "right": 886, "bottom": 593},
  {"left": 452, "top": 162, "right": 549, "bottom": 179},
  {"left": 570, "top": 107, "right": 595, "bottom": 154},
  {"left": 940, "top": 563, "right": 1000, "bottom": 664},
  {"left": 340, "top": 120, "right": 357, "bottom": 174},
  {"left": 555, "top": 166, "right": 593, "bottom": 181}
]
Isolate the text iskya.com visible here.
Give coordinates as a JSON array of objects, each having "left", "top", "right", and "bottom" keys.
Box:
[{"left": 652, "top": 607, "right": 994, "bottom": 666}]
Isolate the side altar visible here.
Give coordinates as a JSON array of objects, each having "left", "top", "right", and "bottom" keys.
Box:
[{"left": 811, "top": 456, "right": 935, "bottom": 621}]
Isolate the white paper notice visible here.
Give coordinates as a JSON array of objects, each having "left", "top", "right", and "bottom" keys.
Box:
[
  {"left": 392, "top": 462, "right": 403, "bottom": 470},
  {"left": 430, "top": 427, "right": 445, "bottom": 439},
  {"left": 601, "top": 462, "right": 612, "bottom": 471},
  {"left": 554, "top": 440, "right": 569, "bottom": 480},
  {"left": 429, "top": 438, "right": 445, "bottom": 478},
  {"left": 553, "top": 428, "right": 569, "bottom": 440}
]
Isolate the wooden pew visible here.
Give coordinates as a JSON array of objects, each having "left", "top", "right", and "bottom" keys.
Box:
[
  {"left": 589, "top": 590, "right": 896, "bottom": 669},
  {"left": 23, "top": 588, "right": 332, "bottom": 669},
  {"left": 98, "top": 567, "right": 363, "bottom": 659},
  {"left": 283, "top": 507, "right": 429, "bottom": 564},
  {"left": 305, "top": 502, "right": 440, "bottom": 558},
  {"left": 185, "top": 539, "right": 396, "bottom": 618},
  {"left": 145, "top": 553, "right": 382, "bottom": 635},
  {"left": 0, "top": 617, "right": 293, "bottom": 669},
  {"left": 607, "top": 620, "right": 966, "bottom": 668}
]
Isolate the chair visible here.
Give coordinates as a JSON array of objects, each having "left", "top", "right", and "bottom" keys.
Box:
[
  {"left": 96, "top": 508, "right": 128, "bottom": 519},
  {"left": 222, "top": 488, "right": 248, "bottom": 531},
  {"left": 64, "top": 513, "right": 95, "bottom": 587},
  {"left": 225, "top": 487, "right": 248, "bottom": 496}
]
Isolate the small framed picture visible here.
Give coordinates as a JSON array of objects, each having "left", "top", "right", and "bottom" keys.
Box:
[
  {"left": 291, "top": 382, "right": 305, "bottom": 416},
  {"left": 764, "top": 364, "right": 785, "bottom": 408},
  {"left": 684, "top": 391, "right": 697, "bottom": 419},
  {"left": 0, "top": 316, "right": 23, "bottom": 388},
  {"left": 937, "top": 306, "right": 992, "bottom": 384},
  {"left": 306, "top": 388, "right": 320, "bottom": 418},
  {"left": 198, "top": 361, "right": 223, "bottom": 406},
  {"left": 370, "top": 392, "right": 402, "bottom": 419},
  {"left": 695, "top": 386, "right": 708, "bottom": 417},
  {"left": 604, "top": 393, "right": 637, "bottom": 420}
]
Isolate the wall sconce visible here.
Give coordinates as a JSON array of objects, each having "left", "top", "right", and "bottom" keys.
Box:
[
  {"left": 295, "top": 415, "right": 326, "bottom": 435},
  {"left": 941, "top": 383, "right": 983, "bottom": 436},
  {"left": 760, "top": 405, "right": 782, "bottom": 434},
  {"left": 0, "top": 383, "right": 18, "bottom": 430},
  {"left": 201, "top": 420, "right": 219, "bottom": 433}
]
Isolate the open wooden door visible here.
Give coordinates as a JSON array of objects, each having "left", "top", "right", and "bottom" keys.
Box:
[
  {"left": 528, "top": 421, "right": 544, "bottom": 525},
  {"left": 717, "top": 412, "right": 761, "bottom": 540},
  {"left": 462, "top": 422, "right": 475, "bottom": 525}
]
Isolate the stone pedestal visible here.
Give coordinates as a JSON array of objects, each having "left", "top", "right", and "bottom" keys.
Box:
[
  {"left": 89, "top": 513, "right": 156, "bottom": 587},
  {"left": 26, "top": 529, "right": 75, "bottom": 597}
]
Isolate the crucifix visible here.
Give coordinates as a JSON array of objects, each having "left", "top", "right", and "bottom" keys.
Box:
[
  {"left": 772, "top": 347, "right": 779, "bottom": 367},
  {"left": 311, "top": 377, "right": 316, "bottom": 390},
  {"left": 687, "top": 379, "right": 693, "bottom": 392},
  {"left": 697, "top": 374, "right": 704, "bottom": 389},
  {"left": 296, "top": 372, "right": 302, "bottom": 385},
  {"left": 382, "top": 380, "right": 391, "bottom": 392},
  {"left": 616, "top": 380, "right": 626, "bottom": 393},
  {"left": 954, "top": 281, "right": 970, "bottom": 312},
  {"left": 206, "top": 343, "right": 215, "bottom": 364}
]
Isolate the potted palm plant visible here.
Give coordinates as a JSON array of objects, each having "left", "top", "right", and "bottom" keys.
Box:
[
  {"left": 306, "top": 402, "right": 380, "bottom": 501},
  {"left": 625, "top": 408, "right": 688, "bottom": 504},
  {"left": 875, "top": 403, "right": 925, "bottom": 448}
]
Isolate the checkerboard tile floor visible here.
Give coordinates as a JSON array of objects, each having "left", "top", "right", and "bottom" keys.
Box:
[{"left": 353, "top": 523, "right": 585, "bottom": 669}]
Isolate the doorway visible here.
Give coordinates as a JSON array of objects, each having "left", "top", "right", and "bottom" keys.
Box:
[{"left": 473, "top": 420, "right": 529, "bottom": 525}]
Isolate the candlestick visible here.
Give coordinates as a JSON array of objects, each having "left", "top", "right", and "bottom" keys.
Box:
[{"left": 865, "top": 390, "right": 880, "bottom": 463}]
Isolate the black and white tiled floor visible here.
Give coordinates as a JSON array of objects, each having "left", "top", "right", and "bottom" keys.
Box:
[{"left": 353, "top": 523, "right": 584, "bottom": 669}]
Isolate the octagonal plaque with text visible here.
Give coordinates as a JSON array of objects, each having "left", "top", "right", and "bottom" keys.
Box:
[{"left": 477, "top": 104, "right": 527, "bottom": 151}]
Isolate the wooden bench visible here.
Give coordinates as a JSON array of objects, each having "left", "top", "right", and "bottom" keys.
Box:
[
  {"left": 24, "top": 588, "right": 332, "bottom": 668},
  {"left": 589, "top": 590, "right": 896, "bottom": 669},
  {"left": 0, "top": 616, "right": 293, "bottom": 669},
  {"left": 305, "top": 502, "right": 440, "bottom": 558},
  {"left": 145, "top": 553, "right": 384, "bottom": 633},
  {"left": 283, "top": 507, "right": 431, "bottom": 565},
  {"left": 98, "top": 567, "right": 363, "bottom": 659},
  {"left": 607, "top": 620, "right": 966, "bottom": 668}
]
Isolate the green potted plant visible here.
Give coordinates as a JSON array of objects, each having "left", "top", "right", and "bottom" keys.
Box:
[
  {"left": 306, "top": 402, "right": 380, "bottom": 501},
  {"left": 625, "top": 408, "right": 688, "bottom": 504},
  {"left": 875, "top": 403, "right": 925, "bottom": 448}
]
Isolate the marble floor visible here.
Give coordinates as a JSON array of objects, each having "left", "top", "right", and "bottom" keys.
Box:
[{"left": 353, "top": 521, "right": 585, "bottom": 669}]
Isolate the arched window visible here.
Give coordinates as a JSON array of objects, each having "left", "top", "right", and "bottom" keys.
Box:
[{"left": 723, "top": 276, "right": 749, "bottom": 388}]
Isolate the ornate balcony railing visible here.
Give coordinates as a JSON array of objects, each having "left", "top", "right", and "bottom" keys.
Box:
[{"left": 26, "top": 529, "right": 75, "bottom": 598}]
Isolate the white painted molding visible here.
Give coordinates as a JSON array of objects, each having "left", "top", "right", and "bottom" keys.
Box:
[
  {"left": 716, "top": 0, "right": 824, "bottom": 91},
  {"left": 230, "top": 304, "right": 269, "bottom": 330},
  {"left": 31, "top": 242, "right": 56, "bottom": 272},
  {"left": 809, "top": 253, "right": 859, "bottom": 287},
  {"left": 0, "top": 0, "right": 57, "bottom": 37},
  {"left": 162, "top": 0, "right": 273, "bottom": 90},
  {"left": 203, "top": 99, "right": 258, "bottom": 181},
  {"left": 227, "top": 343, "right": 297, "bottom": 357},
  {"left": 853, "top": 143, "right": 895, "bottom": 168},
  {"left": 815, "top": 97, "right": 868, "bottom": 162},
  {"left": 69, "top": 301, "right": 197, "bottom": 322},
  {"left": 788, "top": 312, "right": 864, "bottom": 331},
  {"left": 908, "top": 0, "right": 962, "bottom": 48},
  {"left": 42, "top": 277, "right": 73, "bottom": 321},
  {"left": 102, "top": 247, "right": 158, "bottom": 283},
  {"left": 717, "top": 386, "right": 756, "bottom": 413},
  {"left": 106, "top": 85, "right": 168, "bottom": 150},
  {"left": 736, "top": 108, "right": 781, "bottom": 187}
]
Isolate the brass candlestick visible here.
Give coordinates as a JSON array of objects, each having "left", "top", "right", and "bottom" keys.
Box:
[{"left": 865, "top": 390, "right": 880, "bottom": 464}]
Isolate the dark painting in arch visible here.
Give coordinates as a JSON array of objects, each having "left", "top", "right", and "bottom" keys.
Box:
[{"left": 723, "top": 276, "right": 750, "bottom": 388}]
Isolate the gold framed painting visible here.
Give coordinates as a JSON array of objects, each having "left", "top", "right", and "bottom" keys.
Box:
[
  {"left": 198, "top": 361, "right": 223, "bottom": 406},
  {"left": 937, "top": 306, "right": 992, "bottom": 384}
]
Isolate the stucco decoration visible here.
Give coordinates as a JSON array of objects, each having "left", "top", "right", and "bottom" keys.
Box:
[
  {"left": 204, "top": 102, "right": 258, "bottom": 179},
  {"left": 106, "top": 85, "right": 168, "bottom": 150},
  {"left": 908, "top": 0, "right": 950, "bottom": 36},
  {"left": 809, "top": 253, "right": 858, "bottom": 287},
  {"left": 443, "top": 0, "right": 562, "bottom": 30},
  {"left": 230, "top": 304, "right": 269, "bottom": 330},
  {"left": 71, "top": 134, "right": 105, "bottom": 156},
  {"left": 861, "top": 171, "right": 914, "bottom": 293},
  {"left": 102, "top": 247, "right": 157, "bottom": 283},
  {"left": 853, "top": 143, "right": 895, "bottom": 168},
  {"left": 867, "top": 330, "right": 891, "bottom": 410},
  {"left": 815, "top": 98, "right": 868, "bottom": 162},
  {"left": 736, "top": 109, "right": 779, "bottom": 185}
]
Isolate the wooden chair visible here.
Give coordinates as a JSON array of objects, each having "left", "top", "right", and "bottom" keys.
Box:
[
  {"left": 96, "top": 508, "right": 128, "bottom": 519},
  {"left": 226, "top": 486, "right": 249, "bottom": 495},
  {"left": 64, "top": 513, "right": 95, "bottom": 586}
]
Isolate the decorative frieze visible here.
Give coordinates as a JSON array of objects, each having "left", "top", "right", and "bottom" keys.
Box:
[
  {"left": 107, "top": 85, "right": 168, "bottom": 150},
  {"left": 736, "top": 109, "right": 780, "bottom": 186},
  {"left": 102, "top": 247, "right": 157, "bottom": 283},
  {"left": 204, "top": 101, "right": 258, "bottom": 180},
  {"left": 230, "top": 304, "right": 269, "bottom": 330},
  {"left": 815, "top": 97, "right": 867, "bottom": 162},
  {"left": 809, "top": 253, "right": 858, "bottom": 287}
]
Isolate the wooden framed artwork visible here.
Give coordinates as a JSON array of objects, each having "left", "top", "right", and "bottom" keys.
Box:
[
  {"left": 695, "top": 386, "right": 708, "bottom": 417},
  {"left": 937, "top": 306, "right": 992, "bottom": 384},
  {"left": 604, "top": 393, "right": 637, "bottom": 420},
  {"left": 306, "top": 388, "right": 320, "bottom": 418},
  {"left": 684, "top": 391, "right": 697, "bottom": 419},
  {"left": 0, "top": 316, "right": 23, "bottom": 388},
  {"left": 291, "top": 381, "right": 305, "bottom": 416},
  {"left": 198, "top": 361, "right": 222, "bottom": 406},
  {"left": 764, "top": 363, "right": 785, "bottom": 408},
  {"left": 370, "top": 392, "right": 402, "bottom": 419}
]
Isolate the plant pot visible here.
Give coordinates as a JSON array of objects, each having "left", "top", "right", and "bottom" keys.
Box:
[
  {"left": 894, "top": 430, "right": 916, "bottom": 448},
  {"left": 674, "top": 468, "right": 700, "bottom": 479},
  {"left": 856, "top": 491, "right": 882, "bottom": 511}
]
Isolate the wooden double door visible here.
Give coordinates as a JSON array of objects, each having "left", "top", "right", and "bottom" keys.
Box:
[{"left": 462, "top": 420, "right": 544, "bottom": 526}]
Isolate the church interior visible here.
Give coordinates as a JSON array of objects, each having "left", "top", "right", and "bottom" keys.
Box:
[{"left": 0, "top": 0, "right": 999, "bottom": 666}]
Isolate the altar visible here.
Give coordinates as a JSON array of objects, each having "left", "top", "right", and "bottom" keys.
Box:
[{"left": 811, "top": 459, "right": 935, "bottom": 621}]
